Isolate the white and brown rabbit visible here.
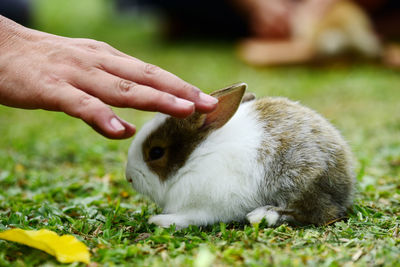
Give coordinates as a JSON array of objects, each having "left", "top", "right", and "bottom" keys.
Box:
[{"left": 126, "top": 83, "right": 355, "bottom": 229}]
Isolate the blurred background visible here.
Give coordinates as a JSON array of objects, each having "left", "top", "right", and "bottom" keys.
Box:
[
  {"left": 2, "top": 0, "right": 400, "bottom": 66},
  {"left": 0, "top": 0, "right": 399, "bottom": 177},
  {"left": 1, "top": 2, "right": 399, "bottom": 266}
]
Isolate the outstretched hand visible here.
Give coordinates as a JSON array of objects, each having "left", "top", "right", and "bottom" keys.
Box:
[{"left": 0, "top": 16, "right": 218, "bottom": 139}]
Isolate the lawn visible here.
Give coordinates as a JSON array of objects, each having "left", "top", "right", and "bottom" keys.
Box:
[{"left": 1, "top": 1, "right": 400, "bottom": 266}]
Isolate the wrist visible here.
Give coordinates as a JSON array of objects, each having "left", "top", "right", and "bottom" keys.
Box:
[
  {"left": 0, "top": 16, "right": 19, "bottom": 48},
  {"left": 0, "top": 15, "right": 41, "bottom": 50}
]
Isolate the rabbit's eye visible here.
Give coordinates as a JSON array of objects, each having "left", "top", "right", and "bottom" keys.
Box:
[{"left": 149, "top": 146, "right": 165, "bottom": 161}]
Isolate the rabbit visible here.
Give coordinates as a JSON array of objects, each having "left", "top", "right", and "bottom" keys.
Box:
[
  {"left": 126, "top": 83, "right": 355, "bottom": 229},
  {"left": 239, "top": 0, "right": 381, "bottom": 66}
]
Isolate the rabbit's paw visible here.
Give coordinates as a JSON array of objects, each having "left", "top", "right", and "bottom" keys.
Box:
[
  {"left": 148, "top": 214, "right": 189, "bottom": 229},
  {"left": 246, "top": 206, "right": 280, "bottom": 226}
]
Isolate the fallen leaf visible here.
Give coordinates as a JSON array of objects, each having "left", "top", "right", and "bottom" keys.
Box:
[
  {"left": 0, "top": 228, "right": 90, "bottom": 264},
  {"left": 120, "top": 191, "right": 129, "bottom": 198},
  {"left": 15, "top": 163, "right": 25, "bottom": 173}
]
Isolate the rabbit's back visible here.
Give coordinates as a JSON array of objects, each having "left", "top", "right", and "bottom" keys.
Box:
[{"left": 252, "top": 97, "right": 355, "bottom": 224}]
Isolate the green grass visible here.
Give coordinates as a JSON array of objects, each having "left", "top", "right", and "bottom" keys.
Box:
[{"left": 1, "top": 2, "right": 400, "bottom": 266}]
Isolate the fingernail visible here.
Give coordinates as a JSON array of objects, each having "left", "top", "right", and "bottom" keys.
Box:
[
  {"left": 176, "top": 98, "right": 195, "bottom": 107},
  {"left": 200, "top": 92, "right": 218, "bottom": 104},
  {"left": 110, "top": 117, "right": 125, "bottom": 132}
]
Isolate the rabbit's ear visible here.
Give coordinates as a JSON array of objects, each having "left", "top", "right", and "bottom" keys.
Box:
[{"left": 201, "top": 83, "right": 247, "bottom": 130}]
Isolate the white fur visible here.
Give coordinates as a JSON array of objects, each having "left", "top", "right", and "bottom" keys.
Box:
[
  {"left": 126, "top": 113, "right": 168, "bottom": 205},
  {"left": 246, "top": 207, "right": 280, "bottom": 226},
  {"left": 126, "top": 102, "right": 268, "bottom": 228}
]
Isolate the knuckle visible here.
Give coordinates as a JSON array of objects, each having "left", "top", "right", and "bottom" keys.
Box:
[
  {"left": 117, "top": 79, "right": 137, "bottom": 93},
  {"left": 86, "top": 66, "right": 99, "bottom": 76},
  {"left": 97, "top": 41, "right": 112, "bottom": 51},
  {"left": 75, "top": 95, "right": 105, "bottom": 121},
  {"left": 143, "top": 63, "right": 160, "bottom": 77},
  {"left": 85, "top": 40, "right": 109, "bottom": 52},
  {"left": 98, "top": 41, "right": 110, "bottom": 48},
  {"left": 86, "top": 43, "right": 100, "bottom": 52},
  {"left": 78, "top": 94, "right": 95, "bottom": 107},
  {"left": 181, "top": 83, "right": 199, "bottom": 96}
]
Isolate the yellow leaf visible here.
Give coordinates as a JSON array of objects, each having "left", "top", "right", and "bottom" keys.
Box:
[
  {"left": 120, "top": 191, "right": 129, "bottom": 198},
  {"left": 0, "top": 228, "right": 90, "bottom": 264},
  {"left": 15, "top": 163, "right": 25, "bottom": 173}
]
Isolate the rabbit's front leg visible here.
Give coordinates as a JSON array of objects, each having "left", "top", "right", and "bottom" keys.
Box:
[
  {"left": 148, "top": 214, "right": 190, "bottom": 229},
  {"left": 246, "top": 205, "right": 297, "bottom": 227}
]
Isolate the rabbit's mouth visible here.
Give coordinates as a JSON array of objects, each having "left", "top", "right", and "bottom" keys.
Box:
[
  {"left": 127, "top": 167, "right": 157, "bottom": 195},
  {"left": 127, "top": 166, "right": 167, "bottom": 207},
  {"left": 127, "top": 168, "right": 146, "bottom": 183}
]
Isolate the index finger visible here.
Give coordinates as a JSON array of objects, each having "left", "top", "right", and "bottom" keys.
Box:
[{"left": 98, "top": 56, "right": 218, "bottom": 113}]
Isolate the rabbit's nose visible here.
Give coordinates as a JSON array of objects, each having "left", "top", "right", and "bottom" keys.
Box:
[{"left": 126, "top": 175, "right": 133, "bottom": 183}]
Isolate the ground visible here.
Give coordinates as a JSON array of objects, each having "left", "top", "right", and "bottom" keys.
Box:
[{"left": 1, "top": 1, "right": 400, "bottom": 266}]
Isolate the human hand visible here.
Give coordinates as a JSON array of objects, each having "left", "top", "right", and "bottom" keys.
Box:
[{"left": 0, "top": 16, "right": 218, "bottom": 139}]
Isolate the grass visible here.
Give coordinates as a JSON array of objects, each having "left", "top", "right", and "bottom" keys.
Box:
[{"left": 1, "top": 1, "right": 400, "bottom": 266}]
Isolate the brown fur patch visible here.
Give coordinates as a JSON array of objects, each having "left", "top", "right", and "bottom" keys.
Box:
[
  {"left": 142, "top": 113, "right": 211, "bottom": 181},
  {"left": 142, "top": 83, "right": 246, "bottom": 181}
]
